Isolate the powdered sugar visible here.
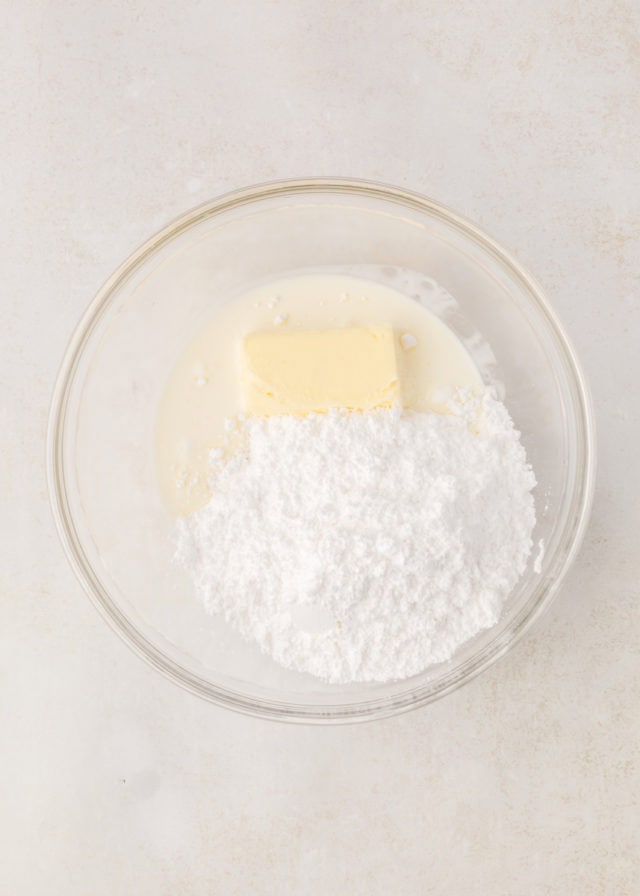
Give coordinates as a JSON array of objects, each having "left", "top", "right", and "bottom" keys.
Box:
[{"left": 175, "top": 394, "right": 536, "bottom": 683}]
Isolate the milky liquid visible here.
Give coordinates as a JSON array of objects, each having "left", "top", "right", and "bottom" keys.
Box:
[{"left": 156, "top": 274, "right": 484, "bottom": 516}]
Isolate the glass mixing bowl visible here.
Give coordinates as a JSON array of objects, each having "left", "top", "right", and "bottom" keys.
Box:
[{"left": 48, "top": 179, "right": 595, "bottom": 723}]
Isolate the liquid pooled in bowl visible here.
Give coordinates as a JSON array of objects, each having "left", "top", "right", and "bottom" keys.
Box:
[{"left": 156, "top": 274, "right": 484, "bottom": 516}]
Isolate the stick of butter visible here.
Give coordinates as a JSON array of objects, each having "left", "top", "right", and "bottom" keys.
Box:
[{"left": 243, "top": 327, "right": 400, "bottom": 415}]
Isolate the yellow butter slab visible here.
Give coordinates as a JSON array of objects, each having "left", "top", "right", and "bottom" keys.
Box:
[{"left": 243, "top": 327, "right": 399, "bottom": 415}]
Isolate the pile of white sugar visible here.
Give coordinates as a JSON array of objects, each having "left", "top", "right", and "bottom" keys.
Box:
[{"left": 176, "top": 395, "right": 536, "bottom": 683}]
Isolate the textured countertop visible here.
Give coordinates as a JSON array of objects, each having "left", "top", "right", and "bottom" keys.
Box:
[{"left": 3, "top": 2, "right": 638, "bottom": 893}]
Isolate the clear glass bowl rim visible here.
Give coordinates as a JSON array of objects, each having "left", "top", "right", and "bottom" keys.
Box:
[{"left": 47, "top": 177, "right": 596, "bottom": 724}]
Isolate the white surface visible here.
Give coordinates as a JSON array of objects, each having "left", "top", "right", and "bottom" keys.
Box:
[{"left": 2, "top": 2, "right": 638, "bottom": 893}]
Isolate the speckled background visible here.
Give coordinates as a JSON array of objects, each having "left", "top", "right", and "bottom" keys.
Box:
[{"left": 2, "top": 2, "right": 639, "bottom": 893}]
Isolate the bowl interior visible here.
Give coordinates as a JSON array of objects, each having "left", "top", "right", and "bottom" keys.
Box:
[{"left": 50, "top": 181, "right": 593, "bottom": 721}]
